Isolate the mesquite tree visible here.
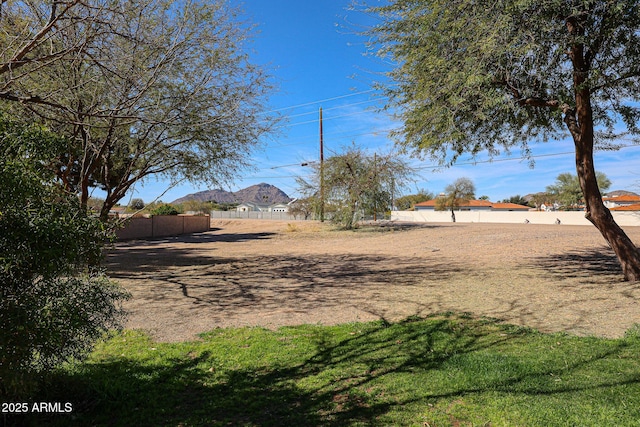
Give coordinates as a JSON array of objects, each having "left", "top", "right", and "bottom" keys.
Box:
[
  {"left": 546, "top": 171, "right": 611, "bottom": 209},
  {"left": 297, "top": 145, "right": 414, "bottom": 229},
  {"left": 0, "top": 0, "right": 276, "bottom": 219},
  {"left": 436, "top": 178, "right": 476, "bottom": 223},
  {"left": 365, "top": 0, "right": 640, "bottom": 281}
]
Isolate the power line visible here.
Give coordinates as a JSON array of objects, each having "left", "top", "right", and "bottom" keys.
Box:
[
  {"left": 267, "top": 127, "right": 395, "bottom": 149},
  {"left": 269, "top": 161, "right": 317, "bottom": 169},
  {"left": 274, "top": 106, "right": 381, "bottom": 130},
  {"left": 253, "top": 143, "right": 640, "bottom": 176},
  {"left": 260, "top": 89, "right": 378, "bottom": 114},
  {"left": 283, "top": 98, "right": 383, "bottom": 120},
  {"left": 413, "top": 151, "right": 574, "bottom": 170},
  {"left": 414, "top": 143, "right": 640, "bottom": 171}
]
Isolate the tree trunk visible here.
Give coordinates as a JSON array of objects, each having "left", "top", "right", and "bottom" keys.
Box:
[
  {"left": 567, "top": 33, "right": 640, "bottom": 281},
  {"left": 574, "top": 136, "right": 640, "bottom": 281},
  {"left": 562, "top": 14, "right": 640, "bottom": 282},
  {"left": 99, "top": 189, "right": 126, "bottom": 222}
]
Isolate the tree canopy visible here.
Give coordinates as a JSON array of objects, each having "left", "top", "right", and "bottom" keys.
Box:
[
  {"left": 297, "top": 145, "right": 414, "bottom": 229},
  {"left": 500, "top": 195, "right": 531, "bottom": 207},
  {"left": 365, "top": 0, "right": 640, "bottom": 280},
  {"left": 0, "top": 0, "right": 277, "bottom": 219},
  {"left": 435, "top": 177, "right": 476, "bottom": 222},
  {"left": 366, "top": 0, "right": 640, "bottom": 161},
  {"left": 547, "top": 171, "right": 611, "bottom": 208},
  {"left": 395, "top": 189, "right": 435, "bottom": 211}
]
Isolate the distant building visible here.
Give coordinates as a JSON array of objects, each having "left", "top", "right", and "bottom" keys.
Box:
[
  {"left": 609, "top": 204, "right": 640, "bottom": 211},
  {"left": 413, "top": 199, "right": 530, "bottom": 212},
  {"left": 236, "top": 201, "right": 294, "bottom": 213},
  {"left": 236, "top": 202, "right": 270, "bottom": 212},
  {"left": 490, "top": 202, "right": 533, "bottom": 211},
  {"left": 270, "top": 203, "right": 289, "bottom": 213},
  {"left": 603, "top": 194, "right": 640, "bottom": 209},
  {"left": 414, "top": 199, "right": 492, "bottom": 211}
]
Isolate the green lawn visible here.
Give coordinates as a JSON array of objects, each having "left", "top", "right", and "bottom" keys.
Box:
[{"left": 21, "top": 314, "right": 640, "bottom": 426}]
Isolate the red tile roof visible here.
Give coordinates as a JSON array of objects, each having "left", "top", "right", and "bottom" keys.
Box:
[
  {"left": 414, "top": 199, "right": 493, "bottom": 208},
  {"left": 491, "top": 203, "right": 531, "bottom": 210},
  {"left": 610, "top": 204, "right": 640, "bottom": 211},
  {"left": 413, "top": 200, "right": 437, "bottom": 207},
  {"left": 414, "top": 199, "right": 531, "bottom": 210},
  {"left": 603, "top": 195, "right": 640, "bottom": 203},
  {"left": 466, "top": 200, "right": 494, "bottom": 207}
]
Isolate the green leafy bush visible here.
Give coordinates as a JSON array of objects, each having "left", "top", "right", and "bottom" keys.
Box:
[
  {"left": 0, "top": 117, "right": 129, "bottom": 398},
  {"left": 128, "top": 198, "right": 146, "bottom": 211},
  {"left": 150, "top": 204, "right": 179, "bottom": 216}
]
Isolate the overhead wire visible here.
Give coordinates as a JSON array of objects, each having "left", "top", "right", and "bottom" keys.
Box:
[
  {"left": 413, "top": 142, "right": 640, "bottom": 171},
  {"left": 260, "top": 89, "right": 394, "bottom": 153},
  {"left": 251, "top": 90, "right": 640, "bottom": 192},
  {"left": 248, "top": 143, "right": 640, "bottom": 180},
  {"left": 273, "top": 102, "right": 386, "bottom": 130},
  {"left": 283, "top": 98, "right": 382, "bottom": 120},
  {"left": 259, "top": 88, "right": 378, "bottom": 114},
  {"left": 258, "top": 89, "right": 389, "bottom": 141},
  {"left": 265, "top": 127, "right": 394, "bottom": 149}
]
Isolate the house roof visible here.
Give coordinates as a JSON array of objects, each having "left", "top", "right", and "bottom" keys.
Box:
[
  {"left": 413, "top": 200, "right": 435, "bottom": 207},
  {"left": 414, "top": 199, "right": 493, "bottom": 208},
  {"left": 491, "top": 203, "right": 531, "bottom": 210},
  {"left": 610, "top": 204, "right": 640, "bottom": 211},
  {"left": 603, "top": 195, "right": 640, "bottom": 203},
  {"left": 414, "top": 199, "right": 530, "bottom": 210}
]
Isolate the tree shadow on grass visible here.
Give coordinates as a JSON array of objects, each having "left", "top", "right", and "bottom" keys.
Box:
[{"left": 18, "top": 315, "right": 640, "bottom": 427}]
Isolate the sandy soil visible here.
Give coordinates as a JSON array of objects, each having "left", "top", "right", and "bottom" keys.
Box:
[{"left": 105, "top": 219, "right": 640, "bottom": 342}]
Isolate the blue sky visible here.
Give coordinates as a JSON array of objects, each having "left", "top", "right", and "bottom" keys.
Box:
[{"left": 123, "top": 0, "right": 640, "bottom": 204}]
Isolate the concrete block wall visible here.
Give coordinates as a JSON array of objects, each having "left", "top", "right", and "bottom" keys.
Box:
[
  {"left": 183, "top": 215, "right": 210, "bottom": 234},
  {"left": 391, "top": 210, "right": 640, "bottom": 226},
  {"left": 115, "top": 215, "right": 210, "bottom": 240},
  {"left": 115, "top": 217, "right": 153, "bottom": 240}
]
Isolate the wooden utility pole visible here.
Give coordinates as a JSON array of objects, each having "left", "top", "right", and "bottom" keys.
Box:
[
  {"left": 373, "top": 152, "right": 377, "bottom": 222},
  {"left": 319, "top": 107, "right": 325, "bottom": 222}
]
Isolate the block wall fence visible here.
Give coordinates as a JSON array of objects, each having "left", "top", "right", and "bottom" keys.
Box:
[
  {"left": 115, "top": 214, "right": 210, "bottom": 240},
  {"left": 390, "top": 210, "right": 640, "bottom": 226}
]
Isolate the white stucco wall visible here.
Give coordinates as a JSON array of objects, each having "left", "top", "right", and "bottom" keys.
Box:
[{"left": 391, "top": 210, "right": 640, "bottom": 226}]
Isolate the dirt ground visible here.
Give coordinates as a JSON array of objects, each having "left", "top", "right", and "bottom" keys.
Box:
[{"left": 105, "top": 219, "right": 640, "bottom": 342}]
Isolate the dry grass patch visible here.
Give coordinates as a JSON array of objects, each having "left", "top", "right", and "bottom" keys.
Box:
[{"left": 106, "top": 220, "right": 640, "bottom": 341}]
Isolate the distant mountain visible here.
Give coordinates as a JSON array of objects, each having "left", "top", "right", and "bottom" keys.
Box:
[
  {"left": 171, "top": 183, "right": 291, "bottom": 205},
  {"left": 173, "top": 189, "right": 237, "bottom": 204},
  {"left": 233, "top": 183, "right": 292, "bottom": 205},
  {"left": 606, "top": 190, "right": 639, "bottom": 197}
]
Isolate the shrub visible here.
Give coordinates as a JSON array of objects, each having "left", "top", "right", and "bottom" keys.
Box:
[
  {"left": 150, "top": 204, "right": 179, "bottom": 216},
  {"left": 0, "top": 117, "right": 129, "bottom": 398},
  {"left": 128, "top": 198, "right": 146, "bottom": 211}
]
